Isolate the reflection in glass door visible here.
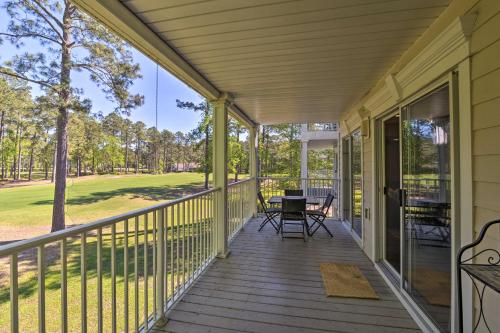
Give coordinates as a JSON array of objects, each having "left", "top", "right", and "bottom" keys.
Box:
[
  {"left": 342, "top": 137, "right": 351, "bottom": 224},
  {"left": 351, "top": 131, "right": 362, "bottom": 238},
  {"left": 342, "top": 133, "right": 362, "bottom": 238},
  {"left": 382, "top": 114, "right": 401, "bottom": 273},
  {"left": 402, "top": 85, "right": 451, "bottom": 332}
]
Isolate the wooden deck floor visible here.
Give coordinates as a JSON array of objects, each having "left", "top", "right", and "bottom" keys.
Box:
[{"left": 152, "top": 218, "right": 421, "bottom": 333}]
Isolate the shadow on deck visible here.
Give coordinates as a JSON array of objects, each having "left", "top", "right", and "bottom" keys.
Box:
[{"left": 152, "top": 218, "right": 421, "bottom": 333}]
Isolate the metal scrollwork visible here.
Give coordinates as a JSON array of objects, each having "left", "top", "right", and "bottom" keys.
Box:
[{"left": 457, "top": 220, "right": 500, "bottom": 333}]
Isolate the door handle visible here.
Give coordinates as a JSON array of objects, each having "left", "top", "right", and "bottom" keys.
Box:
[{"left": 399, "top": 189, "right": 406, "bottom": 207}]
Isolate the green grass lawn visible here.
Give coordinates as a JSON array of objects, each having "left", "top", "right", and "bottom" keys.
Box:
[{"left": 0, "top": 172, "right": 207, "bottom": 241}]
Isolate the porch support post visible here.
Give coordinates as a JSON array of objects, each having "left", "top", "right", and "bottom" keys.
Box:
[
  {"left": 211, "top": 93, "right": 231, "bottom": 258},
  {"left": 300, "top": 140, "right": 308, "bottom": 193},
  {"left": 248, "top": 125, "right": 259, "bottom": 217}
]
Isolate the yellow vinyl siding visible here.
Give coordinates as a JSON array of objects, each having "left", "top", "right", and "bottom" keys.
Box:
[{"left": 469, "top": 1, "right": 500, "bottom": 330}]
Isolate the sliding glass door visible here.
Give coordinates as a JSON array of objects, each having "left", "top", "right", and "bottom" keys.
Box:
[
  {"left": 342, "top": 131, "right": 362, "bottom": 239},
  {"left": 382, "top": 114, "right": 401, "bottom": 274},
  {"left": 351, "top": 131, "right": 362, "bottom": 238},
  {"left": 401, "top": 85, "right": 452, "bottom": 332}
]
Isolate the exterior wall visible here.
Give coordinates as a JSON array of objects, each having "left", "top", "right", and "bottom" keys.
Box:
[
  {"left": 338, "top": 0, "right": 500, "bottom": 331},
  {"left": 468, "top": 0, "right": 500, "bottom": 330}
]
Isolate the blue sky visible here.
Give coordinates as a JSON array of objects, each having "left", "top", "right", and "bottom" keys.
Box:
[{"left": 0, "top": 2, "right": 204, "bottom": 133}]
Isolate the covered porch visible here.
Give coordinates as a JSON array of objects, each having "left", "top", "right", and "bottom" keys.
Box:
[{"left": 1, "top": 0, "right": 499, "bottom": 332}]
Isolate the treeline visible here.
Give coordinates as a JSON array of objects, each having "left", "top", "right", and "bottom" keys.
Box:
[{"left": 0, "top": 77, "right": 250, "bottom": 184}]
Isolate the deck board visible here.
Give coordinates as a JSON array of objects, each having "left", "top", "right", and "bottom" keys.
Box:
[{"left": 151, "top": 218, "right": 421, "bottom": 333}]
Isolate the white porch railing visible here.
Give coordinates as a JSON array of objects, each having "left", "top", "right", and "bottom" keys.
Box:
[
  {"left": 0, "top": 188, "right": 219, "bottom": 333},
  {"left": 227, "top": 178, "right": 256, "bottom": 244},
  {"left": 257, "top": 177, "right": 339, "bottom": 217}
]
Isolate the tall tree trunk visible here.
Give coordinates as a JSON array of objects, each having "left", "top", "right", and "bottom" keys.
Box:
[
  {"left": 12, "top": 124, "right": 19, "bottom": 180},
  {"left": 76, "top": 156, "right": 81, "bottom": 177},
  {"left": 263, "top": 126, "right": 269, "bottom": 177},
  {"left": 0, "top": 110, "right": 5, "bottom": 179},
  {"left": 204, "top": 125, "right": 209, "bottom": 189},
  {"left": 235, "top": 126, "right": 240, "bottom": 182},
  {"left": 51, "top": 4, "right": 73, "bottom": 232},
  {"left": 17, "top": 127, "right": 22, "bottom": 180},
  {"left": 124, "top": 132, "right": 129, "bottom": 173},
  {"left": 135, "top": 140, "right": 140, "bottom": 173},
  {"left": 51, "top": 142, "right": 57, "bottom": 183},
  {"left": 28, "top": 134, "right": 36, "bottom": 181}
]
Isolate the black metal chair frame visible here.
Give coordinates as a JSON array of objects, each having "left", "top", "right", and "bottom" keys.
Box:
[
  {"left": 279, "top": 198, "right": 308, "bottom": 241},
  {"left": 258, "top": 191, "right": 280, "bottom": 232},
  {"left": 284, "top": 189, "right": 304, "bottom": 196},
  {"left": 306, "top": 193, "right": 334, "bottom": 237}
]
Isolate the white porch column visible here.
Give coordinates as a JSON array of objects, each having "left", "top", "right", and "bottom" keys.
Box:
[
  {"left": 300, "top": 140, "right": 308, "bottom": 179},
  {"left": 248, "top": 125, "right": 259, "bottom": 216},
  {"left": 211, "top": 93, "right": 231, "bottom": 258},
  {"left": 300, "top": 140, "right": 308, "bottom": 193}
]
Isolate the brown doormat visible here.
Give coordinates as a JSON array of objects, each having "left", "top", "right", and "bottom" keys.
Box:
[
  {"left": 320, "top": 263, "right": 379, "bottom": 299},
  {"left": 412, "top": 269, "right": 450, "bottom": 307}
]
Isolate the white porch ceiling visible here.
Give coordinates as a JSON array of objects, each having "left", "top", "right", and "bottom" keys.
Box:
[{"left": 119, "top": 0, "right": 451, "bottom": 125}]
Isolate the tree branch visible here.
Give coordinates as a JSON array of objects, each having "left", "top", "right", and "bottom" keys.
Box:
[
  {"left": 0, "top": 67, "right": 53, "bottom": 89},
  {"left": 22, "top": 0, "right": 64, "bottom": 42},
  {"left": 0, "top": 32, "right": 61, "bottom": 45},
  {"left": 31, "top": 0, "right": 64, "bottom": 29}
]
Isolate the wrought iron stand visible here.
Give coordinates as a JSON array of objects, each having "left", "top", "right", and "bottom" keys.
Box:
[{"left": 457, "top": 220, "right": 500, "bottom": 333}]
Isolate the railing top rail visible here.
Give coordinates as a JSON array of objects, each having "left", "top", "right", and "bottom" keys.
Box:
[
  {"left": 0, "top": 187, "right": 220, "bottom": 256},
  {"left": 228, "top": 177, "right": 255, "bottom": 187}
]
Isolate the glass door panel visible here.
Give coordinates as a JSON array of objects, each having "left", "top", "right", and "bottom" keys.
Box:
[
  {"left": 351, "top": 131, "right": 362, "bottom": 237},
  {"left": 401, "top": 85, "right": 452, "bottom": 332},
  {"left": 342, "top": 137, "right": 351, "bottom": 223},
  {"left": 383, "top": 115, "right": 401, "bottom": 273}
]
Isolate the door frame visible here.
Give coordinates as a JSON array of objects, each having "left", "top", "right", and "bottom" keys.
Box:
[
  {"left": 378, "top": 110, "right": 403, "bottom": 281},
  {"left": 374, "top": 73, "right": 460, "bottom": 332}
]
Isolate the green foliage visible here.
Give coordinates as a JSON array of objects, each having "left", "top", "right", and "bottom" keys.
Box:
[{"left": 259, "top": 124, "right": 301, "bottom": 177}]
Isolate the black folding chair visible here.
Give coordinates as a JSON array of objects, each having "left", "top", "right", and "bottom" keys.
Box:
[
  {"left": 280, "top": 198, "right": 308, "bottom": 241},
  {"left": 258, "top": 192, "right": 280, "bottom": 232},
  {"left": 284, "top": 189, "right": 303, "bottom": 196},
  {"left": 306, "top": 193, "right": 335, "bottom": 237}
]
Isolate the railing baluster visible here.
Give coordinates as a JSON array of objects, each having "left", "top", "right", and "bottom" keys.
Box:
[
  {"left": 123, "top": 219, "right": 129, "bottom": 333},
  {"left": 182, "top": 201, "right": 186, "bottom": 288},
  {"left": 191, "top": 199, "right": 195, "bottom": 280},
  {"left": 37, "top": 245, "right": 45, "bottom": 333},
  {"left": 97, "top": 228, "right": 103, "bottom": 333},
  {"left": 143, "top": 213, "right": 148, "bottom": 331},
  {"left": 156, "top": 208, "right": 165, "bottom": 321},
  {"left": 61, "top": 239, "right": 68, "bottom": 333},
  {"left": 166, "top": 208, "right": 172, "bottom": 306},
  {"left": 170, "top": 206, "right": 174, "bottom": 303},
  {"left": 111, "top": 224, "right": 117, "bottom": 333},
  {"left": 10, "top": 254, "right": 18, "bottom": 333},
  {"left": 134, "top": 216, "right": 139, "bottom": 333},
  {"left": 81, "top": 233, "right": 87, "bottom": 333},
  {"left": 176, "top": 204, "right": 180, "bottom": 299},
  {"left": 197, "top": 197, "right": 201, "bottom": 270},
  {"left": 203, "top": 192, "right": 208, "bottom": 267},
  {"left": 152, "top": 211, "right": 157, "bottom": 318}
]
